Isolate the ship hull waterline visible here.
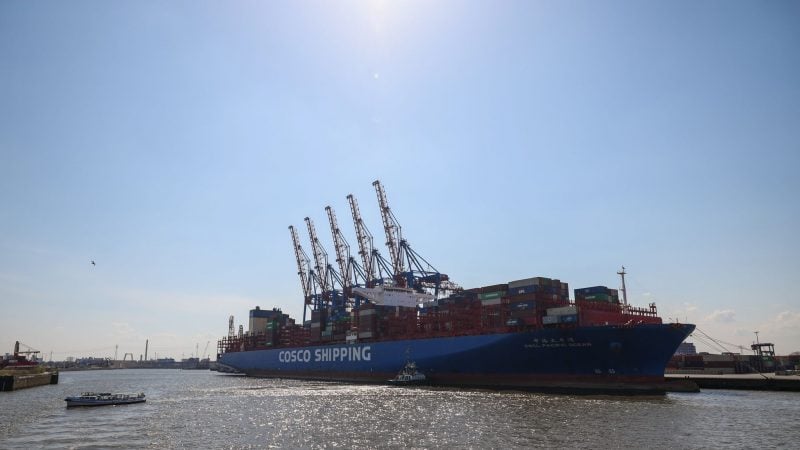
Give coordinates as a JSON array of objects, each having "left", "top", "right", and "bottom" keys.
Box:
[{"left": 219, "top": 323, "right": 695, "bottom": 394}]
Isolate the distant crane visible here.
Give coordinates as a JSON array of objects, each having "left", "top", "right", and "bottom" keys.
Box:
[
  {"left": 13, "top": 341, "right": 41, "bottom": 363},
  {"left": 202, "top": 341, "right": 210, "bottom": 360},
  {"left": 228, "top": 315, "right": 235, "bottom": 338}
]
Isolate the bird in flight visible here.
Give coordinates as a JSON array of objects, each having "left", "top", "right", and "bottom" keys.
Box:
[{"left": 91, "top": 260, "right": 96, "bottom": 266}]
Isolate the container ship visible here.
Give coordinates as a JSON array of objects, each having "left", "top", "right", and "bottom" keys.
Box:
[{"left": 217, "top": 181, "right": 694, "bottom": 393}]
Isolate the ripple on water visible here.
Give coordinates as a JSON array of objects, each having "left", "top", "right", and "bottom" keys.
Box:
[{"left": 2, "top": 370, "right": 800, "bottom": 448}]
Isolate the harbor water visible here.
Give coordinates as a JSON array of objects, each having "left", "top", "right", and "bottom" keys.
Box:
[{"left": 1, "top": 369, "right": 798, "bottom": 448}]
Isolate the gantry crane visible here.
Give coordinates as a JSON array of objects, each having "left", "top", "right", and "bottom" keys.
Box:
[
  {"left": 304, "top": 217, "right": 331, "bottom": 294},
  {"left": 326, "top": 205, "right": 367, "bottom": 296},
  {"left": 290, "top": 224, "right": 318, "bottom": 322},
  {"left": 373, "top": 180, "right": 404, "bottom": 280},
  {"left": 347, "top": 193, "right": 376, "bottom": 285},
  {"left": 305, "top": 216, "right": 347, "bottom": 313},
  {"left": 290, "top": 182, "right": 458, "bottom": 317},
  {"left": 347, "top": 193, "right": 394, "bottom": 287},
  {"left": 371, "top": 180, "right": 457, "bottom": 296}
]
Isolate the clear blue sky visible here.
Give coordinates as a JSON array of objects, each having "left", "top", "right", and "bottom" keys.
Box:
[{"left": 1, "top": 1, "right": 798, "bottom": 359}]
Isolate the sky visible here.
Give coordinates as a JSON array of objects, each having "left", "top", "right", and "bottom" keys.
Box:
[{"left": 1, "top": 1, "right": 798, "bottom": 360}]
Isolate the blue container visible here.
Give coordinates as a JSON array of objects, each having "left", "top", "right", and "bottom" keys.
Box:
[
  {"left": 560, "top": 314, "right": 578, "bottom": 324},
  {"left": 510, "top": 300, "right": 536, "bottom": 311},
  {"left": 507, "top": 284, "right": 538, "bottom": 296}
]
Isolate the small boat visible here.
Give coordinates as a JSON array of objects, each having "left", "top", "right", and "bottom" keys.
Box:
[
  {"left": 388, "top": 361, "right": 427, "bottom": 386},
  {"left": 65, "top": 392, "right": 146, "bottom": 407}
]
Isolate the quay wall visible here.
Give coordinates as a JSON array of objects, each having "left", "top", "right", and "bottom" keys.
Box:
[
  {"left": 0, "top": 371, "right": 59, "bottom": 391},
  {"left": 666, "top": 373, "right": 800, "bottom": 392}
]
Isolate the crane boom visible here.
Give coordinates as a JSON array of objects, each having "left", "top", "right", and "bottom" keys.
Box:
[
  {"left": 289, "top": 225, "right": 313, "bottom": 304},
  {"left": 373, "top": 180, "right": 405, "bottom": 281},
  {"left": 305, "top": 217, "right": 331, "bottom": 293},
  {"left": 326, "top": 205, "right": 353, "bottom": 289},
  {"left": 347, "top": 194, "right": 376, "bottom": 286}
]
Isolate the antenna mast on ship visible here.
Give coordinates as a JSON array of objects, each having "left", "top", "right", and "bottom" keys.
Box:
[{"left": 617, "top": 266, "right": 628, "bottom": 308}]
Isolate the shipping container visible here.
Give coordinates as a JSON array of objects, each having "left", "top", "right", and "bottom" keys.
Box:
[
  {"left": 479, "top": 291, "right": 505, "bottom": 300},
  {"left": 509, "top": 277, "right": 539, "bottom": 289},
  {"left": 575, "top": 286, "right": 610, "bottom": 296},
  {"left": 359, "top": 308, "right": 376, "bottom": 317},
  {"left": 509, "top": 310, "right": 539, "bottom": 320},
  {"left": 542, "top": 315, "right": 560, "bottom": 325},
  {"left": 510, "top": 300, "right": 536, "bottom": 311},
  {"left": 507, "top": 284, "right": 539, "bottom": 296},
  {"left": 547, "top": 306, "right": 577, "bottom": 316},
  {"left": 577, "top": 293, "right": 611, "bottom": 302},
  {"left": 481, "top": 298, "right": 502, "bottom": 306},
  {"left": 560, "top": 314, "right": 578, "bottom": 324},
  {"left": 479, "top": 284, "right": 508, "bottom": 293}
]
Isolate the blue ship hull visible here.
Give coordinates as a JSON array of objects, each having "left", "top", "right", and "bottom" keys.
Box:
[{"left": 219, "top": 323, "right": 694, "bottom": 393}]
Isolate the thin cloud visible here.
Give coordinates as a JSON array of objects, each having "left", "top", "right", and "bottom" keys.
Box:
[
  {"left": 705, "top": 309, "right": 736, "bottom": 324},
  {"left": 774, "top": 311, "right": 800, "bottom": 327}
]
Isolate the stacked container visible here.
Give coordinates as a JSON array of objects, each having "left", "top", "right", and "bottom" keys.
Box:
[
  {"left": 477, "top": 283, "right": 508, "bottom": 306},
  {"left": 543, "top": 305, "right": 578, "bottom": 326},
  {"left": 357, "top": 303, "right": 380, "bottom": 339},
  {"left": 574, "top": 286, "right": 620, "bottom": 303},
  {"left": 309, "top": 309, "right": 328, "bottom": 342}
]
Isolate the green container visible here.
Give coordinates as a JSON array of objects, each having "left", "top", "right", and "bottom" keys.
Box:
[
  {"left": 479, "top": 291, "right": 505, "bottom": 300},
  {"left": 584, "top": 293, "right": 610, "bottom": 302}
]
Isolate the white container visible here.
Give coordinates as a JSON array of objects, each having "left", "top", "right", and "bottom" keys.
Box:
[
  {"left": 547, "top": 306, "right": 577, "bottom": 316},
  {"left": 542, "top": 315, "right": 560, "bottom": 325},
  {"left": 509, "top": 277, "right": 538, "bottom": 289}
]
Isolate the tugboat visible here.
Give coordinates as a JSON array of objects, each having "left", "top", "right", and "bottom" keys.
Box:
[
  {"left": 65, "top": 392, "right": 146, "bottom": 407},
  {"left": 388, "top": 361, "right": 427, "bottom": 386}
]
